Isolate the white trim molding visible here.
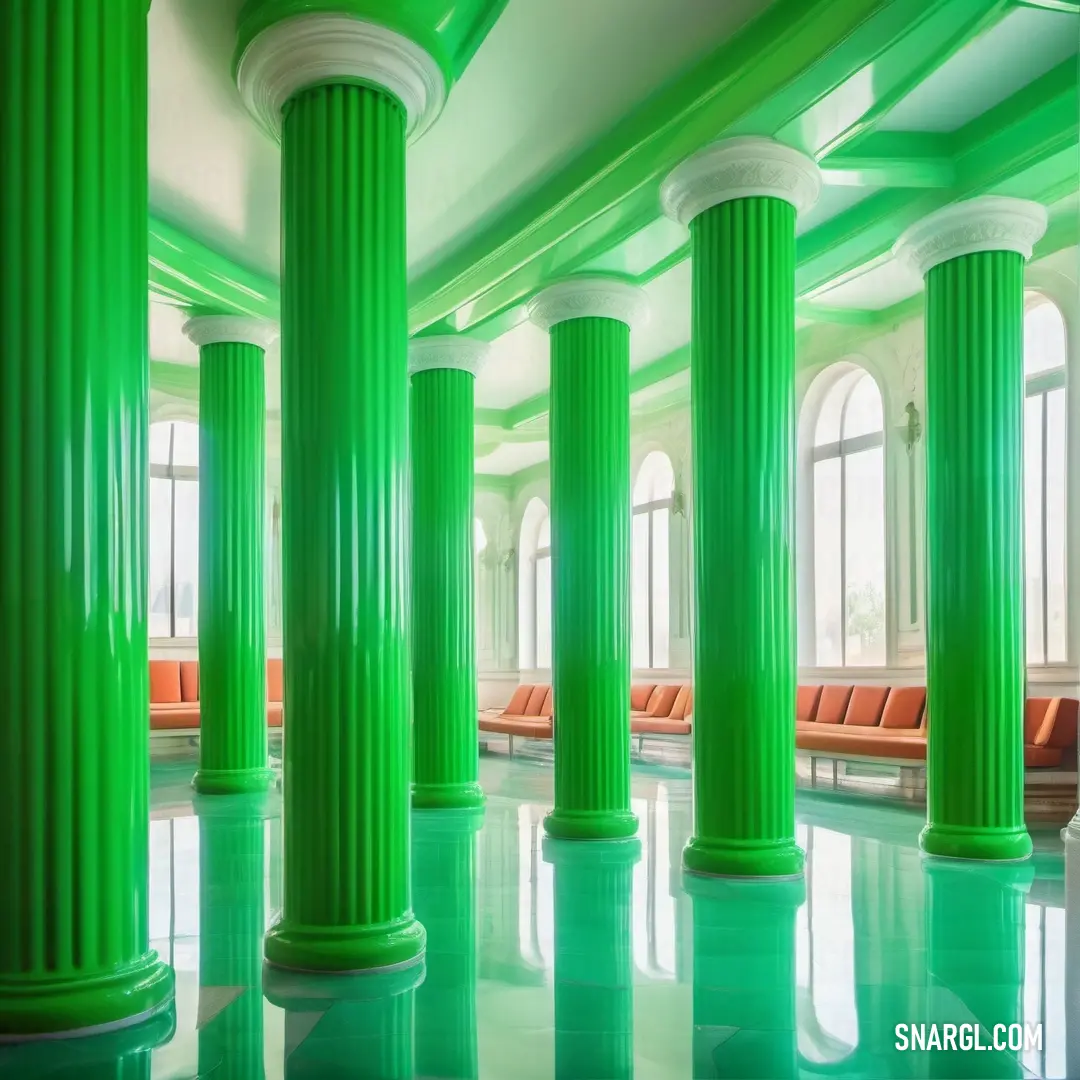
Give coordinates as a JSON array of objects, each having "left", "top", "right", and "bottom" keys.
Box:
[
  {"left": 893, "top": 196, "right": 1049, "bottom": 278},
  {"left": 660, "top": 136, "right": 822, "bottom": 226},
  {"left": 527, "top": 276, "right": 650, "bottom": 333},
  {"left": 236, "top": 13, "right": 446, "bottom": 143},
  {"left": 408, "top": 334, "right": 489, "bottom": 378},
  {"left": 182, "top": 315, "right": 279, "bottom": 350}
]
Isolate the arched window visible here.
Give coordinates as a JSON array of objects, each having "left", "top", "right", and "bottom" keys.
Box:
[
  {"left": 810, "top": 368, "right": 886, "bottom": 666},
  {"left": 632, "top": 451, "right": 674, "bottom": 669},
  {"left": 1024, "top": 296, "right": 1067, "bottom": 664},
  {"left": 517, "top": 498, "right": 551, "bottom": 669},
  {"left": 149, "top": 420, "right": 199, "bottom": 638}
]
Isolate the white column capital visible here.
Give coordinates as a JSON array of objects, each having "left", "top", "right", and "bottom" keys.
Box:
[
  {"left": 527, "top": 277, "right": 650, "bottom": 333},
  {"left": 236, "top": 14, "right": 446, "bottom": 143},
  {"left": 182, "top": 315, "right": 279, "bottom": 350},
  {"left": 893, "top": 196, "right": 1049, "bottom": 278},
  {"left": 408, "top": 335, "right": 489, "bottom": 377},
  {"left": 660, "top": 136, "right": 821, "bottom": 227}
]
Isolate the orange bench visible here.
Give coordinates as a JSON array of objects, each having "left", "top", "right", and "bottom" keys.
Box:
[
  {"left": 796, "top": 684, "right": 1078, "bottom": 771},
  {"left": 479, "top": 684, "right": 553, "bottom": 753},
  {"left": 150, "top": 658, "right": 284, "bottom": 732},
  {"left": 631, "top": 683, "right": 692, "bottom": 745}
]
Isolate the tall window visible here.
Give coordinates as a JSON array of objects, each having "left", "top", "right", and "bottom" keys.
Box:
[
  {"left": 517, "top": 498, "right": 551, "bottom": 669},
  {"left": 632, "top": 451, "right": 674, "bottom": 669},
  {"left": 811, "top": 368, "right": 886, "bottom": 666},
  {"left": 149, "top": 420, "right": 199, "bottom": 638},
  {"left": 1024, "top": 297, "right": 1067, "bottom": 664}
]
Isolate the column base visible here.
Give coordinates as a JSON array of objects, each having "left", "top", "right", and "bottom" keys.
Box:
[
  {"left": 683, "top": 835, "right": 805, "bottom": 880},
  {"left": 0, "top": 952, "right": 174, "bottom": 1041},
  {"left": 193, "top": 766, "right": 275, "bottom": 796},
  {"left": 411, "top": 780, "right": 485, "bottom": 810},
  {"left": 264, "top": 915, "right": 426, "bottom": 974},
  {"left": 262, "top": 958, "right": 425, "bottom": 1012},
  {"left": 543, "top": 808, "right": 638, "bottom": 841},
  {"left": 919, "top": 822, "right": 1032, "bottom": 862}
]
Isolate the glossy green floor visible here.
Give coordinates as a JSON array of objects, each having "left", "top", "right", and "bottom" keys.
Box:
[{"left": 3, "top": 751, "right": 1075, "bottom": 1079}]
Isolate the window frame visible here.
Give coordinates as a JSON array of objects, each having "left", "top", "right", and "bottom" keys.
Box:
[{"left": 632, "top": 495, "right": 673, "bottom": 669}]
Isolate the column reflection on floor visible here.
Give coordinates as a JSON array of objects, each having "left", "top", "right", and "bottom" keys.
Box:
[
  {"left": 195, "top": 793, "right": 268, "bottom": 1079},
  {"left": 412, "top": 807, "right": 484, "bottom": 1078},
  {"left": 689, "top": 874, "right": 801, "bottom": 1079},
  {"left": 545, "top": 836, "right": 639, "bottom": 1079},
  {"left": 923, "top": 857, "right": 1032, "bottom": 1078}
]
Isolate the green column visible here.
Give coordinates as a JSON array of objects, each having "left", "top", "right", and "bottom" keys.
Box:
[
  {"left": 412, "top": 808, "right": 483, "bottom": 1078},
  {"left": 544, "top": 837, "right": 640, "bottom": 1080},
  {"left": 688, "top": 875, "right": 802, "bottom": 1079},
  {"left": 185, "top": 317, "right": 276, "bottom": 796},
  {"left": 195, "top": 794, "right": 268, "bottom": 1080},
  {"left": 0, "top": 0, "right": 174, "bottom": 1037},
  {"left": 409, "top": 337, "right": 488, "bottom": 809},
  {"left": 528, "top": 278, "right": 648, "bottom": 841},
  {"left": 235, "top": 9, "right": 445, "bottom": 971},
  {"left": 661, "top": 137, "right": 820, "bottom": 878},
  {"left": 895, "top": 197, "right": 1047, "bottom": 862},
  {"left": 924, "top": 859, "right": 1031, "bottom": 1077}
]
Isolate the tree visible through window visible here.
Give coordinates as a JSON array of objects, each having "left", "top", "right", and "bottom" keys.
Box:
[
  {"left": 632, "top": 451, "right": 674, "bottom": 669},
  {"left": 1024, "top": 297, "right": 1067, "bottom": 664},
  {"left": 810, "top": 368, "right": 887, "bottom": 666},
  {"left": 149, "top": 420, "right": 199, "bottom": 638}
]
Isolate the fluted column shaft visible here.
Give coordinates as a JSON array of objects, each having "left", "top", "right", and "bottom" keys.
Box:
[
  {"left": 546, "top": 838, "right": 639, "bottom": 1080},
  {"left": 0, "top": 0, "right": 173, "bottom": 1036},
  {"left": 540, "top": 302, "right": 637, "bottom": 840},
  {"left": 410, "top": 360, "right": 483, "bottom": 808},
  {"left": 196, "top": 800, "right": 266, "bottom": 1080},
  {"left": 194, "top": 337, "right": 272, "bottom": 795},
  {"left": 923, "top": 253, "right": 1030, "bottom": 860},
  {"left": 264, "top": 81, "right": 423, "bottom": 971},
  {"left": 686, "top": 197, "right": 801, "bottom": 878}
]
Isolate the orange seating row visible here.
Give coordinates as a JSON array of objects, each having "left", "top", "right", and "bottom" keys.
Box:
[
  {"left": 797, "top": 684, "right": 1079, "bottom": 769},
  {"left": 630, "top": 683, "right": 692, "bottom": 735},
  {"left": 149, "top": 659, "right": 283, "bottom": 731},
  {"left": 479, "top": 683, "right": 554, "bottom": 739}
]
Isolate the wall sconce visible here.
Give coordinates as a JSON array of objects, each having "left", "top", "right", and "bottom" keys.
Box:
[
  {"left": 501, "top": 547, "right": 516, "bottom": 570},
  {"left": 899, "top": 401, "right": 921, "bottom": 454},
  {"left": 671, "top": 489, "right": 686, "bottom": 517}
]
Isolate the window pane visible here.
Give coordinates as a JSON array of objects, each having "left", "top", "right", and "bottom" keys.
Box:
[
  {"left": 148, "top": 477, "right": 173, "bottom": 637},
  {"left": 171, "top": 421, "right": 199, "bottom": 467},
  {"left": 844, "top": 447, "right": 886, "bottom": 666},
  {"left": 632, "top": 512, "right": 650, "bottom": 668},
  {"left": 475, "top": 517, "right": 488, "bottom": 555},
  {"left": 814, "top": 370, "right": 860, "bottom": 447},
  {"left": 1024, "top": 300, "right": 1067, "bottom": 376},
  {"left": 1046, "top": 388, "right": 1066, "bottom": 662},
  {"left": 813, "top": 457, "right": 843, "bottom": 666},
  {"left": 633, "top": 451, "right": 674, "bottom": 506},
  {"left": 842, "top": 373, "right": 883, "bottom": 441},
  {"left": 1024, "top": 394, "right": 1045, "bottom": 664},
  {"left": 536, "top": 554, "right": 552, "bottom": 669},
  {"left": 149, "top": 422, "right": 173, "bottom": 467},
  {"left": 651, "top": 508, "right": 670, "bottom": 668},
  {"left": 174, "top": 478, "right": 199, "bottom": 637}
]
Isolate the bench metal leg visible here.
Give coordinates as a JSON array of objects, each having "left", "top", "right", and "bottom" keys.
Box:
[
  {"left": 508, "top": 735, "right": 514, "bottom": 757},
  {"left": 810, "top": 758, "right": 817, "bottom": 788},
  {"left": 832, "top": 759, "right": 838, "bottom": 788}
]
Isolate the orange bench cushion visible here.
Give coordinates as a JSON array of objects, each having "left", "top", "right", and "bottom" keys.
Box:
[
  {"left": 880, "top": 687, "right": 926, "bottom": 729},
  {"left": 797, "top": 685, "right": 822, "bottom": 724},
  {"left": 668, "top": 686, "right": 693, "bottom": 720},
  {"left": 179, "top": 660, "right": 200, "bottom": 703},
  {"left": 631, "top": 716, "right": 691, "bottom": 736},
  {"left": 540, "top": 686, "right": 554, "bottom": 717},
  {"left": 504, "top": 684, "right": 535, "bottom": 716},
  {"left": 479, "top": 715, "right": 553, "bottom": 738},
  {"left": 816, "top": 685, "right": 853, "bottom": 725},
  {"left": 647, "top": 685, "right": 682, "bottom": 718},
  {"left": 843, "top": 686, "right": 890, "bottom": 727},
  {"left": 267, "top": 658, "right": 283, "bottom": 704},
  {"left": 631, "top": 684, "right": 657, "bottom": 712},
  {"left": 150, "top": 704, "right": 200, "bottom": 730},
  {"left": 797, "top": 728, "right": 926, "bottom": 760},
  {"left": 523, "top": 685, "right": 549, "bottom": 716},
  {"left": 149, "top": 661, "right": 182, "bottom": 704}
]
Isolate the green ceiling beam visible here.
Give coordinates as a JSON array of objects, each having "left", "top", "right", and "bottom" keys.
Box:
[
  {"left": 405, "top": 0, "right": 939, "bottom": 335},
  {"left": 149, "top": 216, "right": 279, "bottom": 320},
  {"left": 819, "top": 132, "right": 956, "bottom": 188},
  {"left": 1011, "top": 0, "right": 1080, "bottom": 12},
  {"left": 630, "top": 345, "right": 691, "bottom": 394},
  {"left": 795, "top": 302, "right": 885, "bottom": 327},
  {"left": 506, "top": 392, "right": 549, "bottom": 430},
  {"left": 805, "top": 1, "right": 1010, "bottom": 161}
]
